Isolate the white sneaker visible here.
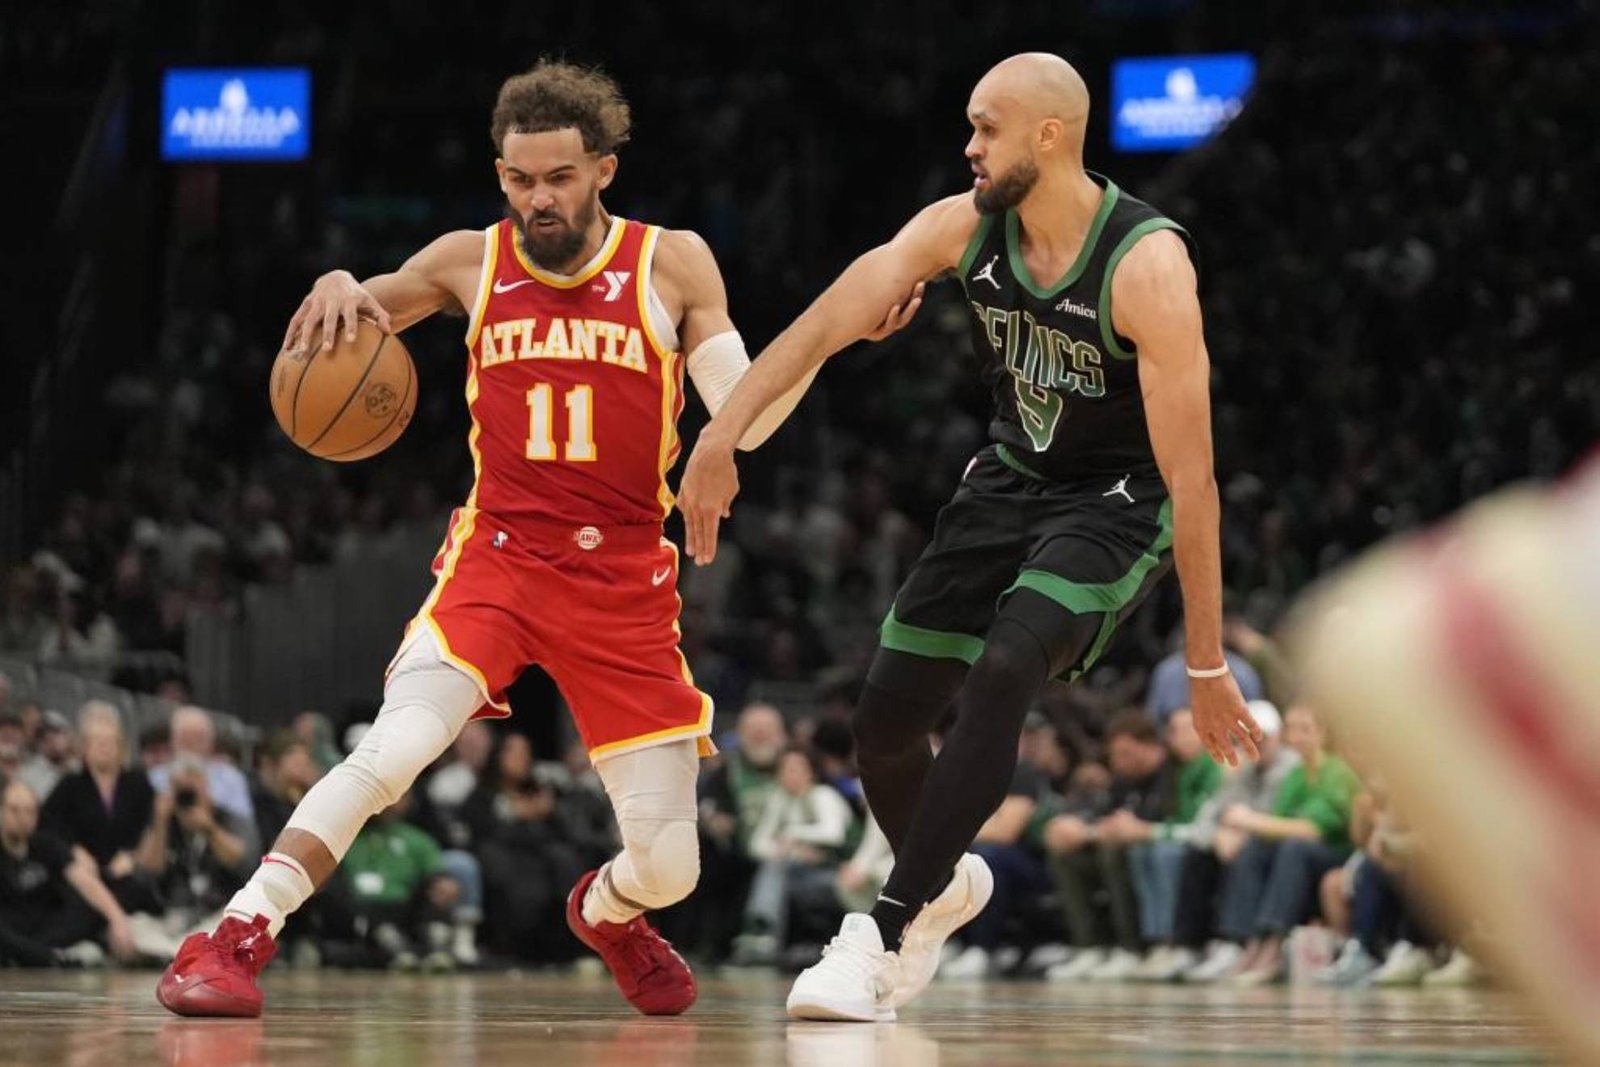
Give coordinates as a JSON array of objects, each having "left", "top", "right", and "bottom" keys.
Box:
[
  {"left": 890, "top": 853, "right": 994, "bottom": 1008},
  {"left": 1372, "top": 941, "right": 1434, "bottom": 986},
  {"left": 1143, "top": 945, "right": 1200, "bottom": 982},
  {"left": 1025, "top": 942, "right": 1073, "bottom": 973},
  {"left": 1313, "top": 939, "right": 1380, "bottom": 987},
  {"left": 1046, "top": 947, "right": 1106, "bottom": 982},
  {"left": 452, "top": 922, "right": 480, "bottom": 968},
  {"left": 787, "top": 914, "right": 900, "bottom": 1023},
  {"left": 1132, "top": 946, "right": 1176, "bottom": 981},
  {"left": 938, "top": 944, "right": 992, "bottom": 981},
  {"left": 1422, "top": 948, "right": 1484, "bottom": 987},
  {"left": 1183, "top": 941, "right": 1244, "bottom": 983},
  {"left": 1087, "top": 947, "right": 1143, "bottom": 982}
]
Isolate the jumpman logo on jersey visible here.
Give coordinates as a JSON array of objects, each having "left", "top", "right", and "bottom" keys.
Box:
[
  {"left": 1103, "top": 475, "right": 1135, "bottom": 504},
  {"left": 493, "top": 530, "right": 509, "bottom": 549},
  {"left": 972, "top": 255, "right": 1001, "bottom": 290}
]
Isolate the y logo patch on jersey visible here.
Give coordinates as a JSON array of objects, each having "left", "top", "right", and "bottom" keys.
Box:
[
  {"left": 1103, "top": 476, "right": 1135, "bottom": 504},
  {"left": 972, "top": 255, "right": 1002, "bottom": 291},
  {"left": 601, "top": 270, "right": 632, "bottom": 302}
]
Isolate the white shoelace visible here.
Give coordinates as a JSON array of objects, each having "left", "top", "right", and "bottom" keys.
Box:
[{"left": 819, "top": 935, "right": 895, "bottom": 999}]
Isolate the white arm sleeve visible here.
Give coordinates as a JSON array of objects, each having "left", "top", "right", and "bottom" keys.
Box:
[{"left": 686, "top": 330, "right": 820, "bottom": 451}]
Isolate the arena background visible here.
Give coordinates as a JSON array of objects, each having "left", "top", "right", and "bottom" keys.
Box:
[{"left": 1, "top": 0, "right": 1597, "bottom": 1060}]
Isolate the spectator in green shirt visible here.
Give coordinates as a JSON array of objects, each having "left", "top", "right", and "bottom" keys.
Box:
[
  {"left": 342, "top": 791, "right": 460, "bottom": 970},
  {"left": 1214, "top": 703, "right": 1360, "bottom": 985}
]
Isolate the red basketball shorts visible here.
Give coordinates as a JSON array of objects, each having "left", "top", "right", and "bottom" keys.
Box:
[{"left": 393, "top": 507, "right": 714, "bottom": 761}]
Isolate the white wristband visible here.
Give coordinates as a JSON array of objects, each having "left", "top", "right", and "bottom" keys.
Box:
[{"left": 1186, "top": 662, "right": 1231, "bottom": 679}]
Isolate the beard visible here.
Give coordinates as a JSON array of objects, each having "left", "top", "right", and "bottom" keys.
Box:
[
  {"left": 973, "top": 157, "right": 1040, "bottom": 216},
  {"left": 509, "top": 193, "right": 599, "bottom": 272}
]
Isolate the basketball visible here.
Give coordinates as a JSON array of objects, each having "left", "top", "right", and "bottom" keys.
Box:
[{"left": 270, "top": 319, "right": 417, "bottom": 461}]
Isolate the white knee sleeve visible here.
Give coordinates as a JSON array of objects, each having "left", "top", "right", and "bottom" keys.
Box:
[
  {"left": 286, "top": 630, "right": 481, "bottom": 860},
  {"left": 595, "top": 740, "right": 701, "bottom": 910}
]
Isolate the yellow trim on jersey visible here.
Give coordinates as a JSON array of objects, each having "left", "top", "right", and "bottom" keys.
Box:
[
  {"left": 464, "top": 225, "right": 500, "bottom": 350},
  {"left": 638, "top": 226, "right": 683, "bottom": 519},
  {"left": 587, "top": 540, "right": 714, "bottom": 762},
  {"left": 509, "top": 215, "right": 627, "bottom": 288},
  {"left": 404, "top": 507, "right": 512, "bottom": 715},
  {"left": 463, "top": 347, "right": 486, "bottom": 509}
]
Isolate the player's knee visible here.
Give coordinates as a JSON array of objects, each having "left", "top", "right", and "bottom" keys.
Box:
[
  {"left": 852, "top": 681, "right": 922, "bottom": 757},
  {"left": 624, "top": 819, "right": 699, "bottom": 907}
]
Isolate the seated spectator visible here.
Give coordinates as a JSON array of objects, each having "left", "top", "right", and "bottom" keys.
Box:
[
  {"left": 149, "top": 706, "right": 255, "bottom": 830},
  {"left": 834, "top": 814, "right": 893, "bottom": 916},
  {"left": 1045, "top": 711, "right": 1173, "bottom": 981},
  {"left": 1, "top": 780, "right": 139, "bottom": 966},
  {"left": 1315, "top": 778, "right": 1442, "bottom": 987},
  {"left": 137, "top": 723, "right": 170, "bottom": 772},
  {"left": 473, "top": 760, "right": 584, "bottom": 964},
  {"left": 734, "top": 747, "right": 854, "bottom": 965},
  {"left": 17, "top": 709, "right": 79, "bottom": 801},
  {"left": 1098, "top": 708, "right": 1223, "bottom": 980},
  {"left": 691, "top": 702, "right": 787, "bottom": 959},
  {"left": 810, "top": 717, "right": 863, "bottom": 811},
  {"left": 1169, "top": 700, "right": 1298, "bottom": 982},
  {"left": 0, "top": 712, "right": 26, "bottom": 787},
  {"left": 342, "top": 790, "right": 461, "bottom": 971},
  {"left": 291, "top": 711, "right": 345, "bottom": 774},
  {"left": 40, "top": 702, "right": 158, "bottom": 916},
  {"left": 1211, "top": 703, "right": 1360, "bottom": 985},
  {"left": 137, "top": 754, "right": 253, "bottom": 944},
  {"left": 423, "top": 720, "right": 493, "bottom": 850},
  {"left": 944, "top": 722, "right": 1059, "bottom": 979},
  {"left": 250, "top": 731, "right": 323, "bottom": 847},
  {"left": 552, "top": 740, "right": 619, "bottom": 873}
]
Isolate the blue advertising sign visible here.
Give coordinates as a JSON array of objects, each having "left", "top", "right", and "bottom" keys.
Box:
[
  {"left": 1111, "top": 54, "right": 1254, "bottom": 152},
  {"left": 162, "top": 68, "right": 310, "bottom": 161}
]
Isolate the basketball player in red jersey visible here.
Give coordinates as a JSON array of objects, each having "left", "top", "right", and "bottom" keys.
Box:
[{"left": 156, "top": 61, "right": 918, "bottom": 1019}]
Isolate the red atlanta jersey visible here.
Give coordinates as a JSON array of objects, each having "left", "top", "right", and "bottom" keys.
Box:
[{"left": 459, "top": 216, "right": 686, "bottom": 527}]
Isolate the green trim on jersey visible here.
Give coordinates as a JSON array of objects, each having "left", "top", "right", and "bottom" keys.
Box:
[
  {"left": 1066, "top": 611, "right": 1120, "bottom": 682},
  {"left": 1006, "top": 181, "right": 1121, "bottom": 299},
  {"left": 957, "top": 214, "right": 996, "bottom": 283},
  {"left": 1098, "top": 218, "right": 1189, "bottom": 361},
  {"left": 995, "top": 443, "right": 1048, "bottom": 481},
  {"left": 1005, "top": 497, "right": 1175, "bottom": 613},
  {"left": 879, "top": 607, "right": 985, "bottom": 664}
]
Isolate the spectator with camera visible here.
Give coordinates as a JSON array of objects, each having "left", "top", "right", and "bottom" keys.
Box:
[
  {"left": 17, "top": 709, "right": 79, "bottom": 801},
  {"left": 137, "top": 753, "right": 252, "bottom": 944},
  {"left": 149, "top": 706, "right": 255, "bottom": 831}
]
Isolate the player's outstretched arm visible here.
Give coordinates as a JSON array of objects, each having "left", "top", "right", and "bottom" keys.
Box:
[
  {"left": 1119, "top": 230, "right": 1261, "bottom": 767},
  {"left": 676, "top": 195, "right": 977, "bottom": 563},
  {"left": 659, "top": 230, "right": 927, "bottom": 453},
  {"left": 282, "top": 229, "right": 485, "bottom": 354}
]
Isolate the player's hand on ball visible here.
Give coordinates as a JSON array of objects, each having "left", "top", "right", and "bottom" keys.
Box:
[
  {"left": 863, "top": 281, "right": 925, "bottom": 341},
  {"left": 1191, "top": 672, "right": 1262, "bottom": 768},
  {"left": 283, "top": 269, "right": 394, "bottom": 355},
  {"left": 678, "top": 437, "right": 739, "bottom": 565}
]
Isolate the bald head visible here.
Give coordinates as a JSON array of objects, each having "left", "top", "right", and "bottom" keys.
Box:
[
  {"left": 978, "top": 53, "right": 1090, "bottom": 126},
  {"left": 967, "top": 53, "right": 1091, "bottom": 214}
]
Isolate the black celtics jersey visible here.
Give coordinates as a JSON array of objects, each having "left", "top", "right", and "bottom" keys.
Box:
[{"left": 959, "top": 173, "right": 1195, "bottom": 482}]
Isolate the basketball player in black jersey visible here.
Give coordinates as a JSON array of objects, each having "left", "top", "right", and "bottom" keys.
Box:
[{"left": 679, "top": 52, "right": 1262, "bottom": 1020}]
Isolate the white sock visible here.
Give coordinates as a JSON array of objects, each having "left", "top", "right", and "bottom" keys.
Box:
[
  {"left": 224, "top": 853, "right": 314, "bottom": 938},
  {"left": 582, "top": 862, "right": 643, "bottom": 926}
]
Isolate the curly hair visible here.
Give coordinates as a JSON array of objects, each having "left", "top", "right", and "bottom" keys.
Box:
[{"left": 490, "top": 60, "right": 631, "bottom": 155}]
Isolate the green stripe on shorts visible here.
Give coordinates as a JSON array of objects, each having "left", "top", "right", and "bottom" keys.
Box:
[
  {"left": 1005, "top": 497, "right": 1175, "bottom": 614},
  {"left": 879, "top": 607, "right": 985, "bottom": 664}
]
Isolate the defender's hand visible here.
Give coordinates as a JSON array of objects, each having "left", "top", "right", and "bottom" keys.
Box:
[
  {"left": 284, "top": 270, "right": 394, "bottom": 354},
  {"left": 678, "top": 436, "right": 739, "bottom": 565},
  {"left": 1191, "top": 672, "right": 1261, "bottom": 768},
  {"left": 863, "top": 281, "right": 925, "bottom": 341}
]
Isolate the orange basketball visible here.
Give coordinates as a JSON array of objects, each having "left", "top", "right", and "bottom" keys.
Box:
[{"left": 270, "top": 320, "right": 417, "bottom": 462}]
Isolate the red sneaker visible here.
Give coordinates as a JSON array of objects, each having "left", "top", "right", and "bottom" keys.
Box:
[
  {"left": 156, "top": 915, "right": 278, "bottom": 1018},
  {"left": 566, "top": 868, "right": 697, "bottom": 1016}
]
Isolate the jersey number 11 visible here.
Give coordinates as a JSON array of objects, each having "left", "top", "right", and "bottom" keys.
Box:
[{"left": 525, "top": 384, "right": 596, "bottom": 462}]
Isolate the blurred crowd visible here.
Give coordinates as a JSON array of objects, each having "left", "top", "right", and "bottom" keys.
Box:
[{"left": 0, "top": 638, "right": 1482, "bottom": 988}]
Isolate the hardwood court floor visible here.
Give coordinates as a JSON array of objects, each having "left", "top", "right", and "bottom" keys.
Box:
[{"left": 0, "top": 968, "right": 1557, "bottom": 1067}]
